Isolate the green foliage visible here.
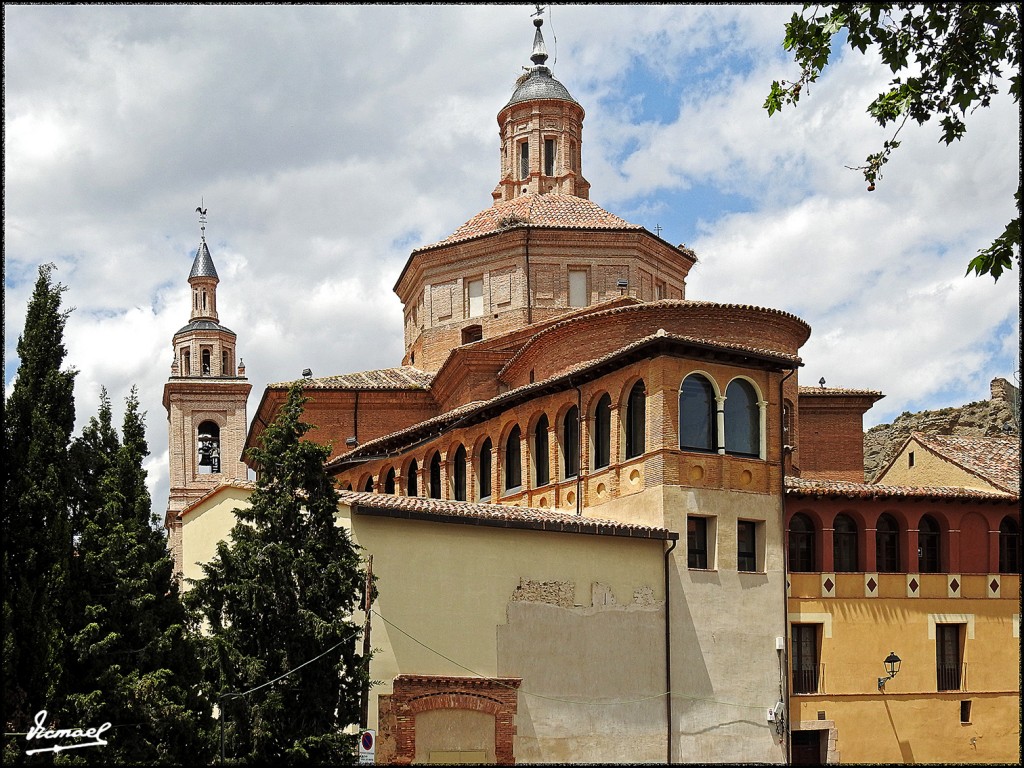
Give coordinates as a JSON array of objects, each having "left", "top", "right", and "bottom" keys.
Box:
[
  {"left": 3, "top": 266, "right": 214, "bottom": 764},
  {"left": 186, "top": 384, "right": 366, "bottom": 765},
  {"left": 765, "top": 3, "right": 1021, "bottom": 280},
  {"left": 62, "top": 388, "right": 215, "bottom": 765},
  {"left": 2, "top": 264, "right": 78, "bottom": 763}
]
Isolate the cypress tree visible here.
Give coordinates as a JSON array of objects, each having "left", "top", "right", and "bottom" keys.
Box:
[
  {"left": 187, "top": 384, "right": 366, "bottom": 765},
  {"left": 2, "top": 264, "right": 77, "bottom": 762},
  {"left": 63, "top": 388, "right": 214, "bottom": 764}
]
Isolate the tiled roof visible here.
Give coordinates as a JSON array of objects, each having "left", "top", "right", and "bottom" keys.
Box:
[
  {"left": 327, "top": 327, "right": 801, "bottom": 467},
  {"left": 798, "top": 386, "right": 884, "bottom": 397},
  {"left": 174, "top": 319, "right": 237, "bottom": 337},
  {"left": 785, "top": 476, "right": 1017, "bottom": 502},
  {"left": 339, "top": 490, "right": 676, "bottom": 540},
  {"left": 415, "top": 194, "right": 643, "bottom": 252},
  {"left": 269, "top": 366, "right": 434, "bottom": 391},
  {"left": 499, "top": 300, "right": 806, "bottom": 377},
  {"left": 189, "top": 240, "right": 219, "bottom": 279},
  {"left": 911, "top": 432, "right": 1020, "bottom": 494}
]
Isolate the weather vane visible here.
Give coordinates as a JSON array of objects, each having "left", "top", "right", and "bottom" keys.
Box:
[
  {"left": 532, "top": 4, "right": 544, "bottom": 18},
  {"left": 196, "top": 199, "right": 208, "bottom": 242}
]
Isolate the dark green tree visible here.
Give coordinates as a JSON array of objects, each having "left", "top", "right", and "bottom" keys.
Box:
[
  {"left": 62, "top": 387, "right": 215, "bottom": 764},
  {"left": 2, "top": 264, "right": 78, "bottom": 763},
  {"left": 764, "top": 3, "right": 1021, "bottom": 280},
  {"left": 186, "top": 384, "right": 366, "bottom": 765}
]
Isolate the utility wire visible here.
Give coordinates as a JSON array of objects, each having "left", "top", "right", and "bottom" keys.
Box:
[
  {"left": 372, "top": 609, "right": 768, "bottom": 712},
  {"left": 226, "top": 624, "right": 362, "bottom": 700}
]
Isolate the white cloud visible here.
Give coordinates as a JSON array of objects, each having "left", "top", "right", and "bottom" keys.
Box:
[{"left": 4, "top": 3, "right": 1018, "bottom": 520}]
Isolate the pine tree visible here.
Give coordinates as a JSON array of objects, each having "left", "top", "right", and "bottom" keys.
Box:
[
  {"left": 2, "top": 264, "right": 77, "bottom": 763},
  {"left": 186, "top": 384, "right": 366, "bottom": 765},
  {"left": 63, "top": 388, "right": 215, "bottom": 764}
]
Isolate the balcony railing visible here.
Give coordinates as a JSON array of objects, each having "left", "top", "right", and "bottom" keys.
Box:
[
  {"left": 937, "top": 661, "right": 962, "bottom": 691},
  {"left": 793, "top": 666, "right": 820, "bottom": 694}
]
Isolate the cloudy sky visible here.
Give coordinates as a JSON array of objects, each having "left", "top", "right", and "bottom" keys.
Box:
[{"left": 5, "top": 4, "right": 1019, "bottom": 519}]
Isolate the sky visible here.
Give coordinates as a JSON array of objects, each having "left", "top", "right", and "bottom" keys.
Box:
[{"left": 5, "top": 4, "right": 1020, "bottom": 521}]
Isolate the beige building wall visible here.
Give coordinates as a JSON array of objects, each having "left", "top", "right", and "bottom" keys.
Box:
[
  {"left": 178, "top": 486, "right": 252, "bottom": 588},
  {"left": 347, "top": 507, "right": 671, "bottom": 763},
  {"left": 876, "top": 439, "right": 1001, "bottom": 492}
]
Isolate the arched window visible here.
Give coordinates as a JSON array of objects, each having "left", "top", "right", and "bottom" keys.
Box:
[
  {"left": 196, "top": 421, "right": 221, "bottom": 474},
  {"left": 505, "top": 427, "right": 522, "bottom": 491},
  {"left": 724, "top": 379, "right": 759, "bottom": 458},
  {"left": 788, "top": 513, "right": 815, "bottom": 572},
  {"left": 999, "top": 516, "right": 1020, "bottom": 573},
  {"left": 918, "top": 515, "right": 941, "bottom": 573},
  {"left": 452, "top": 445, "right": 467, "bottom": 501},
  {"left": 384, "top": 468, "right": 396, "bottom": 495},
  {"left": 625, "top": 380, "right": 646, "bottom": 459},
  {"left": 429, "top": 452, "right": 442, "bottom": 499},
  {"left": 833, "top": 514, "right": 858, "bottom": 572},
  {"left": 363, "top": 476, "right": 374, "bottom": 493},
  {"left": 679, "top": 374, "right": 717, "bottom": 452},
  {"left": 407, "top": 460, "right": 419, "bottom": 497},
  {"left": 562, "top": 406, "right": 579, "bottom": 479},
  {"left": 479, "top": 438, "right": 493, "bottom": 499},
  {"left": 593, "top": 394, "right": 611, "bottom": 469},
  {"left": 876, "top": 514, "right": 901, "bottom": 572},
  {"left": 201, "top": 348, "right": 211, "bottom": 375},
  {"left": 534, "top": 415, "right": 550, "bottom": 486}
]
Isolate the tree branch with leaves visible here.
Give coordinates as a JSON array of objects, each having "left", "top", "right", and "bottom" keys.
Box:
[{"left": 765, "top": 2, "right": 1021, "bottom": 280}]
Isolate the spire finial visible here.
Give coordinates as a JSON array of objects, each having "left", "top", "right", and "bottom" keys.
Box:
[
  {"left": 530, "top": 5, "right": 548, "bottom": 66},
  {"left": 195, "top": 199, "right": 208, "bottom": 243}
]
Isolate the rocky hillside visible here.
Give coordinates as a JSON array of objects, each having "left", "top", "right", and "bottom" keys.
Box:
[{"left": 864, "top": 377, "right": 1020, "bottom": 482}]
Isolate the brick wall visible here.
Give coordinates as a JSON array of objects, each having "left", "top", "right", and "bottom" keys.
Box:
[{"left": 379, "top": 675, "right": 521, "bottom": 765}]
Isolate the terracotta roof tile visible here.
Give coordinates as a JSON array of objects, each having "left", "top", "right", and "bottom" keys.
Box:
[
  {"left": 327, "top": 328, "right": 801, "bottom": 466},
  {"left": 415, "top": 194, "right": 643, "bottom": 252},
  {"left": 785, "top": 476, "right": 1017, "bottom": 501},
  {"left": 910, "top": 432, "right": 1020, "bottom": 494},
  {"left": 798, "top": 387, "right": 884, "bottom": 397},
  {"left": 499, "top": 301, "right": 805, "bottom": 377},
  {"left": 269, "top": 366, "right": 433, "bottom": 391},
  {"left": 339, "top": 490, "right": 676, "bottom": 540}
]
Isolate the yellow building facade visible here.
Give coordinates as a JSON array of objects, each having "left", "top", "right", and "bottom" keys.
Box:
[{"left": 784, "top": 483, "right": 1020, "bottom": 764}]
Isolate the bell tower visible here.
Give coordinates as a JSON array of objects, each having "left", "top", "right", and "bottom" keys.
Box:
[
  {"left": 493, "top": 11, "right": 590, "bottom": 202},
  {"left": 163, "top": 206, "right": 251, "bottom": 574}
]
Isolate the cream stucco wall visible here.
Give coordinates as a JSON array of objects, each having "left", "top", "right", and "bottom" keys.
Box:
[
  {"left": 581, "top": 485, "right": 789, "bottom": 763},
  {"left": 344, "top": 505, "right": 671, "bottom": 763},
  {"left": 877, "top": 439, "right": 1000, "bottom": 492},
  {"left": 179, "top": 486, "right": 253, "bottom": 588},
  {"left": 180, "top": 485, "right": 788, "bottom": 763}
]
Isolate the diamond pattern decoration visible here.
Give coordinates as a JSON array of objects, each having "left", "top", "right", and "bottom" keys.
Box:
[
  {"left": 950, "top": 578, "right": 960, "bottom": 593},
  {"left": 909, "top": 578, "right": 919, "bottom": 593},
  {"left": 991, "top": 579, "right": 999, "bottom": 593},
  {"left": 867, "top": 577, "right": 877, "bottom": 592},
  {"left": 823, "top": 577, "right": 835, "bottom": 592}
]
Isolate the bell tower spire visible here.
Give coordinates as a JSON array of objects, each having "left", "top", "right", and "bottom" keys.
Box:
[
  {"left": 493, "top": 6, "right": 589, "bottom": 202},
  {"left": 189, "top": 203, "right": 220, "bottom": 322},
  {"left": 163, "top": 205, "right": 251, "bottom": 577}
]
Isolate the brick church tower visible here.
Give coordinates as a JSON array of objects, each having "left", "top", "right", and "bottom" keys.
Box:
[{"left": 163, "top": 207, "right": 251, "bottom": 572}]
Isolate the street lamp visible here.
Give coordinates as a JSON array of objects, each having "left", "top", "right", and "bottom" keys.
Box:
[{"left": 877, "top": 651, "right": 901, "bottom": 689}]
